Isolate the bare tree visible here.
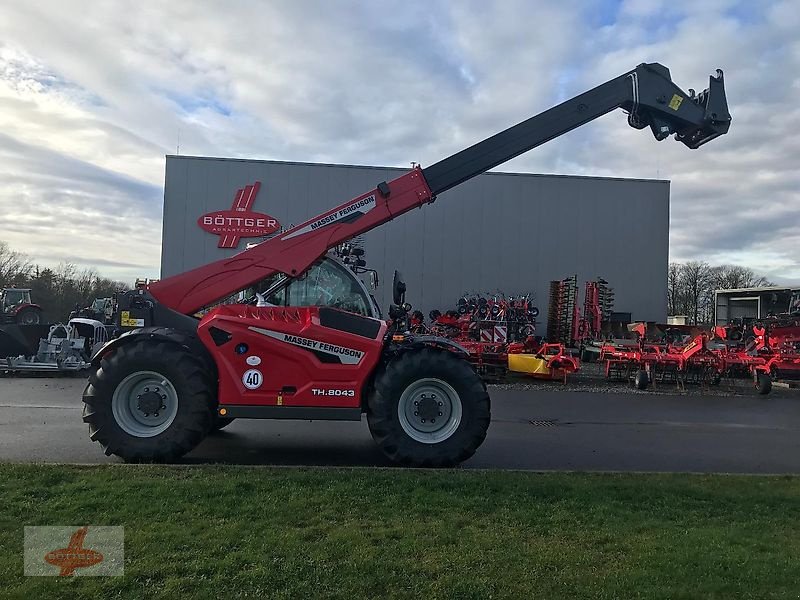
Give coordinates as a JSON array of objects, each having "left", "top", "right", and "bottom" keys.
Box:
[
  {"left": 0, "top": 240, "right": 33, "bottom": 287},
  {"left": 667, "top": 262, "right": 774, "bottom": 325},
  {"left": 679, "top": 261, "right": 713, "bottom": 325},
  {"left": 710, "top": 265, "right": 772, "bottom": 290},
  {"left": 667, "top": 262, "right": 682, "bottom": 316}
]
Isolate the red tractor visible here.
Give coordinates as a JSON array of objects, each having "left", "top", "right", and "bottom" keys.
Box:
[
  {"left": 1, "top": 288, "right": 43, "bottom": 325},
  {"left": 82, "top": 63, "right": 730, "bottom": 465}
]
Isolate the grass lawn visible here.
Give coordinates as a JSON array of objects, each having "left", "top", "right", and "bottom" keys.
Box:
[{"left": 1, "top": 465, "right": 798, "bottom": 599}]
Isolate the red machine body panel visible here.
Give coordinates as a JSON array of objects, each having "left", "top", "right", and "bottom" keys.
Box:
[
  {"left": 9, "top": 303, "right": 39, "bottom": 316},
  {"left": 197, "top": 305, "right": 388, "bottom": 408}
]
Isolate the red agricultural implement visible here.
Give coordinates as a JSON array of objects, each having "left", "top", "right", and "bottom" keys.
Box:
[
  {"left": 547, "top": 276, "right": 614, "bottom": 348},
  {"left": 714, "top": 323, "right": 800, "bottom": 387},
  {"left": 81, "top": 63, "right": 731, "bottom": 465},
  {"left": 602, "top": 319, "right": 800, "bottom": 394},
  {"left": 603, "top": 331, "right": 743, "bottom": 391},
  {"left": 419, "top": 292, "right": 579, "bottom": 382}
]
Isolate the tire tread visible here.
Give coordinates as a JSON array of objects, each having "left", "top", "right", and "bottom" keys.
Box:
[
  {"left": 367, "top": 349, "right": 490, "bottom": 467},
  {"left": 82, "top": 339, "right": 215, "bottom": 462}
]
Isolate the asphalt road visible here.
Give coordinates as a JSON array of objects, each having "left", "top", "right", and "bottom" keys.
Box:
[{"left": 1, "top": 377, "right": 799, "bottom": 472}]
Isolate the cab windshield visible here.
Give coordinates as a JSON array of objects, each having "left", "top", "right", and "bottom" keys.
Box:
[
  {"left": 251, "top": 257, "right": 376, "bottom": 317},
  {"left": 2, "top": 290, "right": 29, "bottom": 306}
]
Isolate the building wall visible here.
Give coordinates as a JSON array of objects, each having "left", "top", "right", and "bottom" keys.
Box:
[{"left": 162, "top": 156, "right": 670, "bottom": 327}]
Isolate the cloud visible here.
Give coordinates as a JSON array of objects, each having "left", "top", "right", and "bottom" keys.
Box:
[{"left": 0, "top": 0, "right": 797, "bottom": 283}]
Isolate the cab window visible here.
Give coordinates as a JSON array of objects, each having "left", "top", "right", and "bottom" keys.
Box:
[{"left": 286, "top": 259, "right": 371, "bottom": 316}]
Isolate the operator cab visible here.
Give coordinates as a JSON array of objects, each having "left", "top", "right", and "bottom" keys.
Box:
[
  {"left": 247, "top": 255, "right": 381, "bottom": 319},
  {"left": 1, "top": 288, "right": 32, "bottom": 308}
]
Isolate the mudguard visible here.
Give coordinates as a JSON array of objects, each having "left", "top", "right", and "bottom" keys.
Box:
[
  {"left": 89, "top": 327, "right": 206, "bottom": 367},
  {"left": 397, "top": 335, "right": 470, "bottom": 358}
]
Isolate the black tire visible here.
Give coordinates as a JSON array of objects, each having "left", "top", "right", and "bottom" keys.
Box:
[
  {"left": 211, "top": 417, "right": 235, "bottom": 432},
  {"left": 82, "top": 340, "right": 215, "bottom": 461},
  {"left": 756, "top": 372, "right": 772, "bottom": 395},
  {"left": 367, "top": 349, "right": 490, "bottom": 467},
  {"left": 634, "top": 369, "right": 649, "bottom": 390},
  {"left": 17, "top": 307, "right": 41, "bottom": 326}
]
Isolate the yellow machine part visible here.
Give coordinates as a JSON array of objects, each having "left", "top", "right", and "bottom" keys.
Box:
[{"left": 508, "top": 353, "right": 551, "bottom": 375}]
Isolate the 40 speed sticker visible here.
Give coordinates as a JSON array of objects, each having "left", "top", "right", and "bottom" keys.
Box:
[{"left": 242, "top": 369, "right": 263, "bottom": 390}]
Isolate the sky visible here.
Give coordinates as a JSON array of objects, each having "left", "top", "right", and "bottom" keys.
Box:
[{"left": 0, "top": 0, "right": 798, "bottom": 283}]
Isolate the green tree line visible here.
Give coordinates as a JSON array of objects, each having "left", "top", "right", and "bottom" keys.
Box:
[{"left": 0, "top": 240, "right": 130, "bottom": 322}]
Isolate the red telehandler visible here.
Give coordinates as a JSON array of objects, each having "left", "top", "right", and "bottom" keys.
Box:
[{"left": 83, "top": 63, "right": 730, "bottom": 465}]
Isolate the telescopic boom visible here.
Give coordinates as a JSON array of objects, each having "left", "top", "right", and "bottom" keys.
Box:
[{"left": 149, "top": 62, "right": 730, "bottom": 315}]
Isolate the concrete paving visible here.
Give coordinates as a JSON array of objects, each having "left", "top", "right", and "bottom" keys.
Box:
[{"left": 0, "top": 377, "right": 799, "bottom": 472}]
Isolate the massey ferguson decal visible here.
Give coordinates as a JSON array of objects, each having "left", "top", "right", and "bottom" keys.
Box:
[
  {"left": 197, "top": 181, "right": 281, "bottom": 248},
  {"left": 248, "top": 326, "right": 364, "bottom": 365},
  {"left": 282, "top": 194, "right": 376, "bottom": 240}
]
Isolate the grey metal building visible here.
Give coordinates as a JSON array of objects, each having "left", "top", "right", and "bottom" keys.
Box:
[{"left": 162, "top": 156, "right": 670, "bottom": 328}]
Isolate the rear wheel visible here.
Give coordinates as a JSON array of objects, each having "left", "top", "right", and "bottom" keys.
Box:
[
  {"left": 82, "top": 340, "right": 215, "bottom": 461},
  {"left": 17, "top": 307, "right": 41, "bottom": 325},
  {"left": 367, "top": 349, "right": 490, "bottom": 467}
]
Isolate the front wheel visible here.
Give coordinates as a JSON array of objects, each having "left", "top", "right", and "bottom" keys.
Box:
[
  {"left": 367, "top": 349, "right": 490, "bottom": 467},
  {"left": 82, "top": 339, "right": 216, "bottom": 461}
]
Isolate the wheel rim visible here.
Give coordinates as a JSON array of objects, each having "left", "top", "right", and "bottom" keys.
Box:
[
  {"left": 397, "top": 378, "right": 462, "bottom": 444},
  {"left": 111, "top": 371, "right": 179, "bottom": 438}
]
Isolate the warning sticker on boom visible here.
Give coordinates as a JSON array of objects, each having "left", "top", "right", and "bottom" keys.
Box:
[{"left": 668, "top": 94, "right": 684, "bottom": 111}]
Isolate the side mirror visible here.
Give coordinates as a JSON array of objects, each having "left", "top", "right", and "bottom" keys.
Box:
[
  {"left": 392, "top": 270, "right": 406, "bottom": 306},
  {"left": 368, "top": 271, "right": 378, "bottom": 290}
]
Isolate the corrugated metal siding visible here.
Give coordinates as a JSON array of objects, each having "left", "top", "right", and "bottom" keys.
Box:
[{"left": 162, "top": 156, "right": 669, "bottom": 327}]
